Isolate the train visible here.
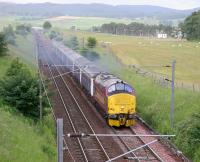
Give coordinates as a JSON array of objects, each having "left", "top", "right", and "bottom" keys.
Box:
[{"left": 37, "top": 32, "right": 136, "bottom": 127}]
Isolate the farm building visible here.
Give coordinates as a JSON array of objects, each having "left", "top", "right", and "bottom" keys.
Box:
[{"left": 157, "top": 33, "right": 168, "bottom": 39}]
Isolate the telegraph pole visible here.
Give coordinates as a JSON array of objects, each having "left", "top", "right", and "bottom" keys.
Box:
[
  {"left": 57, "top": 119, "right": 63, "bottom": 162},
  {"left": 82, "top": 37, "right": 85, "bottom": 48},
  {"left": 39, "top": 77, "right": 42, "bottom": 120},
  {"left": 170, "top": 60, "right": 176, "bottom": 128}
]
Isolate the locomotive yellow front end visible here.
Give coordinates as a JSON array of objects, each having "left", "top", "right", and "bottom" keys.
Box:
[{"left": 107, "top": 82, "right": 136, "bottom": 127}]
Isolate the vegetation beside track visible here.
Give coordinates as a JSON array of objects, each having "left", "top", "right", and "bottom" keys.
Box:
[
  {"left": 55, "top": 29, "right": 200, "bottom": 161},
  {"left": 0, "top": 33, "right": 56, "bottom": 162},
  {"left": 0, "top": 105, "right": 56, "bottom": 162}
]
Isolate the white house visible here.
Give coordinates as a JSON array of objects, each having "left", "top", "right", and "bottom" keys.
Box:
[{"left": 157, "top": 33, "right": 168, "bottom": 39}]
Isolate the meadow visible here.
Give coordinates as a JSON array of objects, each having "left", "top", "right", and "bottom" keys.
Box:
[
  {"left": 61, "top": 30, "right": 200, "bottom": 85},
  {"left": 57, "top": 29, "right": 200, "bottom": 160}
]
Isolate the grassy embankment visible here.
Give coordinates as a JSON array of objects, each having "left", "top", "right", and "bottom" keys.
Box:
[
  {"left": 0, "top": 34, "right": 56, "bottom": 162},
  {"left": 59, "top": 30, "right": 200, "bottom": 161}
]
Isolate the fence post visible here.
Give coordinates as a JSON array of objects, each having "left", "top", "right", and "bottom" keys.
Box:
[
  {"left": 57, "top": 119, "right": 63, "bottom": 162},
  {"left": 170, "top": 60, "right": 176, "bottom": 128}
]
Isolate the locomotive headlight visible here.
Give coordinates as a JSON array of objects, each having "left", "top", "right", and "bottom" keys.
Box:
[
  {"left": 109, "top": 114, "right": 117, "bottom": 119},
  {"left": 129, "top": 114, "right": 134, "bottom": 119}
]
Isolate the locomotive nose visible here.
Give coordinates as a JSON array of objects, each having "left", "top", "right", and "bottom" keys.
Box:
[{"left": 108, "top": 93, "right": 136, "bottom": 114}]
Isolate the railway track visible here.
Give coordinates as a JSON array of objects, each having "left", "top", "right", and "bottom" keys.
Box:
[
  {"left": 37, "top": 34, "right": 133, "bottom": 162},
  {"left": 40, "top": 42, "right": 111, "bottom": 161},
  {"left": 112, "top": 127, "right": 161, "bottom": 162},
  {"left": 35, "top": 31, "right": 190, "bottom": 162}
]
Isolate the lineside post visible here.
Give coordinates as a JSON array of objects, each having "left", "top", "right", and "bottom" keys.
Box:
[
  {"left": 57, "top": 119, "right": 63, "bottom": 162},
  {"left": 39, "top": 75, "right": 42, "bottom": 120},
  {"left": 170, "top": 60, "right": 176, "bottom": 128}
]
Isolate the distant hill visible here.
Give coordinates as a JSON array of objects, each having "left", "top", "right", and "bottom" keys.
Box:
[{"left": 0, "top": 2, "right": 199, "bottom": 20}]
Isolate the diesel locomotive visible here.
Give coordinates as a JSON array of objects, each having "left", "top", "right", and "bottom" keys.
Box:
[{"left": 49, "top": 40, "right": 136, "bottom": 127}]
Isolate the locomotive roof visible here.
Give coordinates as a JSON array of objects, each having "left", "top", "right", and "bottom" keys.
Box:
[
  {"left": 53, "top": 41, "right": 102, "bottom": 78},
  {"left": 53, "top": 41, "right": 82, "bottom": 61},
  {"left": 95, "top": 73, "right": 123, "bottom": 88}
]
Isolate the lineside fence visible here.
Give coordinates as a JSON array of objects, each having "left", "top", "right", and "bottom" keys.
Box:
[
  {"left": 100, "top": 43, "right": 200, "bottom": 92},
  {"left": 131, "top": 65, "right": 200, "bottom": 92}
]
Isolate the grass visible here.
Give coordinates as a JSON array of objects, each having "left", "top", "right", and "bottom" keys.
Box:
[
  {"left": 8, "top": 34, "right": 37, "bottom": 72},
  {"left": 61, "top": 30, "right": 200, "bottom": 84},
  {"left": 0, "top": 16, "right": 17, "bottom": 30},
  {"left": 0, "top": 104, "right": 56, "bottom": 162},
  {"left": 0, "top": 55, "right": 13, "bottom": 78},
  {"left": 57, "top": 29, "right": 200, "bottom": 161},
  {"left": 0, "top": 32, "right": 56, "bottom": 162}
]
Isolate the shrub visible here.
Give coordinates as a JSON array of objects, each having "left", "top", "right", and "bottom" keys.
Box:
[
  {"left": 3, "top": 25, "right": 16, "bottom": 45},
  {"left": 0, "top": 33, "right": 8, "bottom": 56},
  {"left": 175, "top": 113, "right": 200, "bottom": 159},
  {"left": 87, "top": 37, "right": 97, "bottom": 48},
  {"left": 0, "top": 58, "right": 44, "bottom": 119},
  {"left": 16, "top": 24, "right": 31, "bottom": 36},
  {"left": 43, "top": 21, "right": 52, "bottom": 30}
]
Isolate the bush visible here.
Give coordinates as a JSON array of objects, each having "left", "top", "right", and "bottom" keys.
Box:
[
  {"left": 0, "top": 58, "right": 43, "bottom": 119},
  {"left": 0, "top": 33, "right": 8, "bottom": 56},
  {"left": 49, "top": 31, "right": 57, "bottom": 40},
  {"left": 175, "top": 113, "right": 200, "bottom": 159},
  {"left": 15, "top": 24, "right": 31, "bottom": 37},
  {"left": 43, "top": 21, "right": 52, "bottom": 30},
  {"left": 3, "top": 25, "right": 16, "bottom": 45},
  {"left": 87, "top": 37, "right": 97, "bottom": 48},
  {"left": 67, "top": 36, "right": 79, "bottom": 49},
  {"left": 81, "top": 49, "right": 100, "bottom": 61}
]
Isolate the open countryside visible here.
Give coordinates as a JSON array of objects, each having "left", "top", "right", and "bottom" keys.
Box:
[{"left": 0, "top": 1, "right": 200, "bottom": 162}]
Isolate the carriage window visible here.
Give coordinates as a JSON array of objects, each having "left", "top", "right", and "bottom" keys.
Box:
[
  {"left": 125, "top": 85, "right": 133, "bottom": 93},
  {"left": 108, "top": 85, "right": 116, "bottom": 93},
  {"left": 116, "top": 83, "right": 125, "bottom": 91}
]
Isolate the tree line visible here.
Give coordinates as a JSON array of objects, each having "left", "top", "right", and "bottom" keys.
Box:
[
  {"left": 92, "top": 10, "right": 200, "bottom": 40},
  {"left": 92, "top": 22, "right": 175, "bottom": 37},
  {"left": 2, "top": 24, "right": 31, "bottom": 45}
]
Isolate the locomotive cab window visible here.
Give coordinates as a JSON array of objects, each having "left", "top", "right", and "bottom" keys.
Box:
[
  {"left": 107, "top": 83, "right": 133, "bottom": 95},
  {"left": 116, "top": 83, "right": 125, "bottom": 91},
  {"left": 108, "top": 85, "right": 115, "bottom": 93}
]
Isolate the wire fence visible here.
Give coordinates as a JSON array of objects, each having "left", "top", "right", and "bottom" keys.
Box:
[
  {"left": 100, "top": 42, "right": 200, "bottom": 92},
  {"left": 131, "top": 65, "right": 200, "bottom": 92}
]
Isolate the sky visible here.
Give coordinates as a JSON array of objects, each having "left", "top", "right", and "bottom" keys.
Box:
[{"left": 1, "top": 0, "right": 200, "bottom": 10}]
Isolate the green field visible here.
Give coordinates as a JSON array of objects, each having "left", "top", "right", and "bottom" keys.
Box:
[
  {"left": 61, "top": 30, "right": 200, "bottom": 84},
  {"left": 56, "top": 29, "right": 200, "bottom": 161}
]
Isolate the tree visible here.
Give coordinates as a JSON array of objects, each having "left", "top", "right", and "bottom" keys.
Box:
[
  {"left": 3, "top": 25, "right": 16, "bottom": 45},
  {"left": 0, "top": 58, "right": 42, "bottom": 119},
  {"left": 69, "top": 36, "right": 79, "bottom": 50},
  {"left": 43, "top": 21, "right": 52, "bottom": 30},
  {"left": 15, "top": 24, "right": 31, "bottom": 37},
  {"left": 87, "top": 37, "right": 97, "bottom": 48},
  {"left": 181, "top": 11, "right": 200, "bottom": 40},
  {"left": 0, "top": 33, "right": 8, "bottom": 56}
]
